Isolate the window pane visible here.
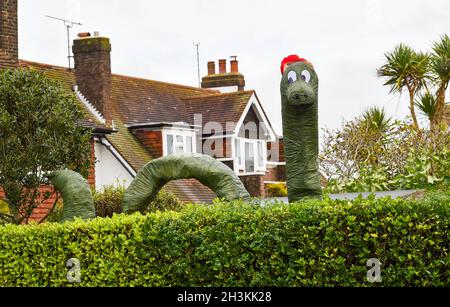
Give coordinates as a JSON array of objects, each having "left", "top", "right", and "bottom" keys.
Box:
[
  {"left": 186, "top": 136, "right": 193, "bottom": 153},
  {"left": 245, "top": 142, "right": 255, "bottom": 173},
  {"left": 258, "top": 141, "right": 264, "bottom": 167},
  {"left": 235, "top": 139, "right": 241, "bottom": 166},
  {"left": 174, "top": 135, "right": 184, "bottom": 154},
  {"left": 167, "top": 135, "right": 174, "bottom": 155}
]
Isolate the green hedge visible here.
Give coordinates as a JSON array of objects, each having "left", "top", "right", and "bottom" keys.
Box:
[{"left": 0, "top": 192, "right": 449, "bottom": 287}]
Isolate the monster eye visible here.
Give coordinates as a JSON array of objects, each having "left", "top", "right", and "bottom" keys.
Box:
[
  {"left": 301, "top": 70, "right": 311, "bottom": 83},
  {"left": 287, "top": 71, "right": 297, "bottom": 84}
]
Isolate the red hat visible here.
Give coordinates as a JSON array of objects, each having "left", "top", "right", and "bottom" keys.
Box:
[{"left": 281, "top": 54, "right": 307, "bottom": 75}]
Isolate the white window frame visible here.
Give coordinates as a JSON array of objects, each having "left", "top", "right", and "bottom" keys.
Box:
[
  {"left": 232, "top": 137, "right": 266, "bottom": 174},
  {"left": 162, "top": 128, "right": 197, "bottom": 156}
]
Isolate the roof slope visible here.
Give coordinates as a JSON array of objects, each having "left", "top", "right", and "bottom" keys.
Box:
[
  {"left": 18, "top": 60, "right": 109, "bottom": 132},
  {"left": 111, "top": 74, "right": 218, "bottom": 125},
  {"left": 18, "top": 59, "right": 218, "bottom": 204},
  {"left": 184, "top": 90, "right": 255, "bottom": 133}
]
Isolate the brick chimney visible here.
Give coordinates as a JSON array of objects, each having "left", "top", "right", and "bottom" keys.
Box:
[
  {"left": 0, "top": 0, "right": 18, "bottom": 69},
  {"left": 201, "top": 56, "right": 245, "bottom": 92},
  {"left": 73, "top": 33, "right": 112, "bottom": 124}
]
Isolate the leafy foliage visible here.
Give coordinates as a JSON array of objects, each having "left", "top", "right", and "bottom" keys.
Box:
[
  {"left": 266, "top": 183, "right": 288, "bottom": 198},
  {"left": 430, "top": 34, "right": 450, "bottom": 128},
  {"left": 361, "top": 107, "right": 392, "bottom": 132},
  {"left": 321, "top": 118, "right": 449, "bottom": 193},
  {"left": 378, "top": 44, "right": 431, "bottom": 129},
  {"left": 415, "top": 92, "right": 438, "bottom": 121},
  {"left": 378, "top": 35, "right": 450, "bottom": 130},
  {"left": 0, "top": 69, "right": 92, "bottom": 224},
  {"left": 0, "top": 192, "right": 448, "bottom": 287},
  {"left": 93, "top": 184, "right": 183, "bottom": 218}
]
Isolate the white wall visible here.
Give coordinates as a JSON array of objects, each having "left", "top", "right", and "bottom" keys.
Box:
[{"left": 94, "top": 143, "right": 134, "bottom": 190}]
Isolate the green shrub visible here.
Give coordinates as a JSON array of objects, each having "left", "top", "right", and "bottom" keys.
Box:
[
  {"left": 45, "top": 203, "right": 64, "bottom": 223},
  {"left": 266, "top": 183, "right": 288, "bottom": 197},
  {"left": 93, "top": 185, "right": 126, "bottom": 218},
  {"left": 0, "top": 200, "right": 11, "bottom": 225},
  {"left": 0, "top": 192, "right": 448, "bottom": 287},
  {"left": 322, "top": 120, "right": 449, "bottom": 194},
  {"left": 146, "top": 190, "right": 183, "bottom": 214},
  {"left": 93, "top": 185, "right": 183, "bottom": 218}
]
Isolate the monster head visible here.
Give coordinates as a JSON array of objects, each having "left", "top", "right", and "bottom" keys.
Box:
[{"left": 281, "top": 61, "right": 318, "bottom": 107}]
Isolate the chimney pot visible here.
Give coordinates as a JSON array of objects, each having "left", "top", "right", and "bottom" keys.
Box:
[
  {"left": 230, "top": 56, "right": 239, "bottom": 73},
  {"left": 78, "top": 32, "right": 91, "bottom": 38},
  {"left": 207, "top": 61, "right": 216, "bottom": 75},
  {"left": 218, "top": 59, "right": 227, "bottom": 74}
]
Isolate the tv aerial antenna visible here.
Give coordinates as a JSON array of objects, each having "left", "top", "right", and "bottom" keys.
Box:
[
  {"left": 46, "top": 15, "right": 82, "bottom": 70},
  {"left": 193, "top": 42, "right": 201, "bottom": 88}
]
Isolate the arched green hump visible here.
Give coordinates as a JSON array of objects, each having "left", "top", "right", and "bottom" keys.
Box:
[
  {"left": 122, "top": 154, "right": 251, "bottom": 213},
  {"left": 47, "top": 170, "right": 96, "bottom": 222}
]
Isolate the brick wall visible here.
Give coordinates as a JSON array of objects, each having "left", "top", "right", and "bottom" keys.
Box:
[
  {"left": 0, "top": 0, "right": 18, "bottom": 69},
  {"left": 132, "top": 130, "right": 164, "bottom": 158},
  {"left": 267, "top": 139, "right": 285, "bottom": 163},
  {"left": 264, "top": 164, "right": 286, "bottom": 183},
  {"left": 239, "top": 174, "right": 266, "bottom": 198}
]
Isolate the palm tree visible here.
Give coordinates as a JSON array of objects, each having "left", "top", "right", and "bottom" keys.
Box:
[
  {"left": 415, "top": 92, "right": 437, "bottom": 123},
  {"left": 378, "top": 44, "right": 432, "bottom": 130},
  {"left": 361, "top": 106, "right": 392, "bottom": 133},
  {"left": 430, "top": 34, "right": 450, "bottom": 130}
]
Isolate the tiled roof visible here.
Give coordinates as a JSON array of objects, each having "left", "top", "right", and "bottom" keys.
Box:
[
  {"left": 18, "top": 59, "right": 221, "bottom": 204},
  {"left": 184, "top": 91, "right": 255, "bottom": 133},
  {"left": 18, "top": 60, "right": 110, "bottom": 132},
  {"left": 110, "top": 73, "right": 218, "bottom": 125}
]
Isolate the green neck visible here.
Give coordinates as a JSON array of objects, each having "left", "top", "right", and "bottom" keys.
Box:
[{"left": 280, "top": 62, "right": 322, "bottom": 202}]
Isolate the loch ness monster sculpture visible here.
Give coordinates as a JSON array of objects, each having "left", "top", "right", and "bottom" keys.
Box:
[
  {"left": 122, "top": 154, "right": 251, "bottom": 214},
  {"left": 47, "top": 170, "right": 96, "bottom": 222},
  {"left": 48, "top": 154, "right": 251, "bottom": 222},
  {"left": 280, "top": 55, "right": 323, "bottom": 202}
]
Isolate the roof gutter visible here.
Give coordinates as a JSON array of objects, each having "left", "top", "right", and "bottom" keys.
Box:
[{"left": 125, "top": 122, "right": 201, "bottom": 130}]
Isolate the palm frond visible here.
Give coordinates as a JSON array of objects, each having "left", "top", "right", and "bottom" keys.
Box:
[
  {"left": 377, "top": 44, "right": 432, "bottom": 93},
  {"left": 431, "top": 34, "right": 450, "bottom": 84},
  {"left": 361, "top": 107, "right": 392, "bottom": 132},
  {"left": 415, "top": 92, "right": 438, "bottom": 121}
]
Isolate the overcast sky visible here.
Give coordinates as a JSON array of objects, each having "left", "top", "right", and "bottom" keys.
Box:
[{"left": 19, "top": 0, "right": 449, "bottom": 135}]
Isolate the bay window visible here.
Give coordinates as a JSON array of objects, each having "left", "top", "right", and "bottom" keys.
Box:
[{"left": 234, "top": 138, "right": 266, "bottom": 173}]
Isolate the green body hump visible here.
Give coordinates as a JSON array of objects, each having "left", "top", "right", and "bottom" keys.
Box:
[
  {"left": 47, "top": 170, "right": 96, "bottom": 222},
  {"left": 122, "top": 154, "right": 251, "bottom": 214},
  {"left": 280, "top": 62, "right": 323, "bottom": 202}
]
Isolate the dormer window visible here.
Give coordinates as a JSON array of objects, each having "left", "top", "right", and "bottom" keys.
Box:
[{"left": 164, "top": 129, "right": 196, "bottom": 156}]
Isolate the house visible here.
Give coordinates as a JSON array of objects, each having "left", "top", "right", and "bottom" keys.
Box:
[{"left": 0, "top": 0, "right": 285, "bottom": 222}]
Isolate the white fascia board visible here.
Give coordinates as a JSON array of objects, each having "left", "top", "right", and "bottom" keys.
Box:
[
  {"left": 234, "top": 93, "right": 277, "bottom": 141},
  {"left": 96, "top": 137, "right": 137, "bottom": 177},
  {"left": 73, "top": 86, "right": 106, "bottom": 125},
  {"left": 267, "top": 162, "right": 286, "bottom": 166},
  {"left": 200, "top": 134, "right": 234, "bottom": 140}
]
